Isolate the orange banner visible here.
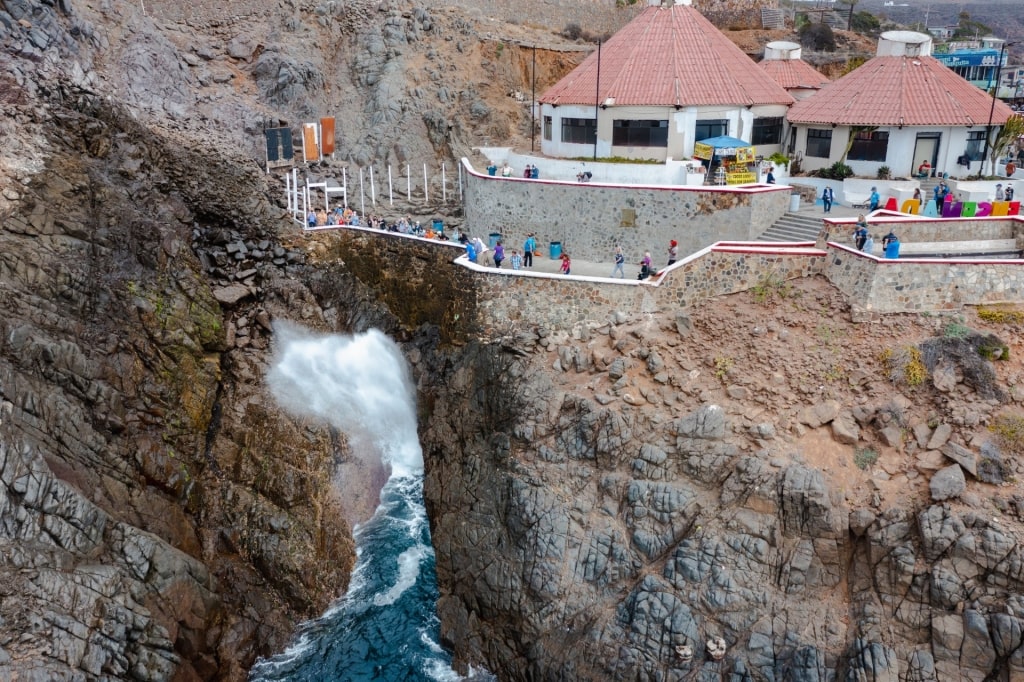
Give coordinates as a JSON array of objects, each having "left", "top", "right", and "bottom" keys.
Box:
[
  {"left": 302, "top": 123, "right": 319, "bottom": 162},
  {"left": 320, "top": 117, "right": 335, "bottom": 155}
]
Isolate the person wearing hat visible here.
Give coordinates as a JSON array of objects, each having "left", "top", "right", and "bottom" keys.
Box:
[
  {"left": 1006, "top": 184, "right": 1015, "bottom": 202},
  {"left": 869, "top": 186, "right": 881, "bottom": 211},
  {"left": 996, "top": 183, "right": 1005, "bottom": 201},
  {"left": 667, "top": 239, "right": 679, "bottom": 267}
]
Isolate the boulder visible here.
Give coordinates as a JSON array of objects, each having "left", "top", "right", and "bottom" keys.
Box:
[
  {"left": 926, "top": 423, "right": 953, "bottom": 451},
  {"left": 942, "top": 442, "right": 978, "bottom": 478},
  {"left": 930, "top": 465, "right": 966, "bottom": 502}
]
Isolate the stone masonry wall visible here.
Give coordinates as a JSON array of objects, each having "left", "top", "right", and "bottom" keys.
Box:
[
  {"left": 463, "top": 168, "right": 791, "bottom": 264},
  {"left": 471, "top": 246, "right": 824, "bottom": 334},
  {"left": 825, "top": 244, "right": 1024, "bottom": 316},
  {"left": 821, "top": 217, "right": 1021, "bottom": 245}
]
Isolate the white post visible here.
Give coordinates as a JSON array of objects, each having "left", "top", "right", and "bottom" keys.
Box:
[
  {"left": 303, "top": 186, "right": 309, "bottom": 227},
  {"left": 423, "top": 163, "right": 428, "bottom": 203},
  {"left": 388, "top": 165, "right": 394, "bottom": 207},
  {"left": 406, "top": 164, "right": 411, "bottom": 202},
  {"left": 293, "top": 168, "right": 299, "bottom": 218},
  {"left": 442, "top": 163, "right": 447, "bottom": 203},
  {"left": 359, "top": 167, "right": 365, "bottom": 217},
  {"left": 458, "top": 162, "right": 463, "bottom": 202},
  {"left": 342, "top": 167, "right": 348, "bottom": 209},
  {"left": 370, "top": 166, "right": 376, "bottom": 207},
  {"left": 285, "top": 171, "right": 292, "bottom": 214}
]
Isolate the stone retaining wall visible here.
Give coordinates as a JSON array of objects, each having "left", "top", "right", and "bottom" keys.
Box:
[
  {"left": 824, "top": 243, "right": 1024, "bottom": 316},
  {"left": 471, "top": 245, "right": 825, "bottom": 333},
  {"left": 309, "top": 226, "right": 1024, "bottom": 338},
  {"left": 463, "top": 161, "right": 791, "bottom": 264},
  {"left": 822, "top": 216, "right": 1021, "bottom": 245}
]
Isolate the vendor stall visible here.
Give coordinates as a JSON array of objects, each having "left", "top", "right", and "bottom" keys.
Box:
[{"left": 694, "top": 135, "right": 758, "bottom": 185}]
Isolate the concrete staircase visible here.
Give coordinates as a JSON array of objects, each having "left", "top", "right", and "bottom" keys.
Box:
[
  {"left": 758, "top": 212, "right": 823, "bottom": 242},
  {"left": 761, "top": 7, "right": 786, "bottom": 29}
]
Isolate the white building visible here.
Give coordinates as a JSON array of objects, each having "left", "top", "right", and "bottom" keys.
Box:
[
  {"left": 536, "top": 0, "right": 794, "bottom": 163},
  {"left": 787, "top": 31, "right": 1018, "bottom": 178}
]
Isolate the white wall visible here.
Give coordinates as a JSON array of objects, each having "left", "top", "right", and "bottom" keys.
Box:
[{"left": 541, "top": 102, "right": 788, "bottom": 162}]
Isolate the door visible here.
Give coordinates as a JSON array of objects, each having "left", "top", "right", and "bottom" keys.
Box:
[{"left": 913, "top": 134, "right": 940, "bottom": 176}]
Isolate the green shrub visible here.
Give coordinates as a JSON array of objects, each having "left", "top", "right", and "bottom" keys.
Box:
[
  {"left": 854, "top": 448, "right": 878, "bottom": 470},
  {"left": 877, "top": 165, "right": 892, "bottom": 180},
  {"left": 817, "top": 162, "right": 854, "bottom": 180}
]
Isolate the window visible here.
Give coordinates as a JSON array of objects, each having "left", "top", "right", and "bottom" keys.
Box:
[
  {"left": 543, "top": 116, "right": 552, "bottom": 141},
  {"left": 560, "top": 117, "right": 596, "bottom": 145},
  {"left": 806, "top": 128, "right": 833, "bottom": 158},
  {"left": 966, "top": 130, "right": 986, "bottom": 161},
  {"left": 695, "top": 119, "right": 728, "bottom": 141},
  {"left": 848, "top": 130, "right": 889, "bottom": 162},
  {"left": 751, "top": 117, "right": 784, "bottom": 146},
  {"left": 612, "top": 119, "right": 668, "bottom": 147}
]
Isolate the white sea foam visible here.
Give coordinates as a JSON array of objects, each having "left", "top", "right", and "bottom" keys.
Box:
[
  {"left": 373, "top": 543, "right": 427, "bottom": 606},
  {"left": 267, "top": 324, "right": 423, "bottom": 477}
]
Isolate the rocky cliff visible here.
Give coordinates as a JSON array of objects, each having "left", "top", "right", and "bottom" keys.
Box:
[{"left": 414, "top": 279, "right": 1024, "bottom": 680}]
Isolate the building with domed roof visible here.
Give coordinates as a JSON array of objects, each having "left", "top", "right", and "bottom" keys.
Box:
[
  {"left": 787, "top": 31, "right": 1018, "bottom": 178},
  {"left": 537, "top": 0, "right": 794, "bottom": 162}
]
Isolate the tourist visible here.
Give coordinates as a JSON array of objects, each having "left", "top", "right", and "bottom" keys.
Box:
[
  {"left": 667, "top": 239, "right": 678, "bottom": 267},
  {"left": 912, "top": 188, "right": 922, "bottom": 208},
  {"left": 523, "top": 164, "right": 532, "bottom": 179},
  {"left": 501, "top": 162, "right": 513, "bottom": 177},
  {"left": 822, "top": 185, "right": 834, "bottom": 213},
  {"left": 862, "top": 233, "right": 875, "bottom": 255},
  {"left": 493, "top": 240, "right": 505, "bottom": 268},
  {"left": 306, "top": 209, "right": 317, "bottom": 228},
  {"left": 917, "top": 159, "right": 931, "bottom": 178},
  {"left": 523, "top": 233, "right": 536, "bottom": 268},
  {"left": 869, "top": 186, "right": 880, "bottom": 212},
  {"left": 1007, "top": 184, "right": 1015, "bottom": 202},
  {"left": 472, "top": 236, "right": 487, "bottom": 263},
  {"left": 883, "top": 232, "right": 900, "bottom": 259},
  {"left": 638, "top": 252, "right": 652, "bottom": 280},
  {"left": 531, "top": 166, "right": 539, "bottom": 179},
  {"left": 559, "top": 252, "right": 571, "bottom": 275},
  {"left": 510, "top": 250, "right": 522, "bottom": 270},
  {"left": 853, "top": 215, "right": 869, "bottom": 251},
  {"left": 1007, "top": 160, "right": 1017, "bottom": 177},
  {"left": 487, "top": 163, "right": 497, "bottom": 176},
  {"left": 766, "top": 167, "right": 776, "bottom": 184},
  {"left": 465, "top": 240, "right": 476, "bottom": 263},
  {"left": 996, "top": 183, "right": 1005, "bottom": 201},
  {"left": 611, "top": 246, "right": 625, "bottom": 278}
]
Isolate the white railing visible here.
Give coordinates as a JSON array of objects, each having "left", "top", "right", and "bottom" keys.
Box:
[{"left": 284, "top": 162, "right": 463, "bottom": 224}]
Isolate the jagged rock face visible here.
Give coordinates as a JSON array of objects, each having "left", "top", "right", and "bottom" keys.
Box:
[
  {"left": 418, "top": 304, "right": 1024, "bottom": 681},
  {"left": 0, "top": 83, "right": 357, "bottom": 678}
]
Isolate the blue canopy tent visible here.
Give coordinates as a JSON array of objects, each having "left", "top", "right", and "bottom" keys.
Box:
[
  {"left": 693, "top": 135, "right": 755, "bottom": 161},
  {"left": 694, "top": 135, "right": 758, "bottom": 185}
]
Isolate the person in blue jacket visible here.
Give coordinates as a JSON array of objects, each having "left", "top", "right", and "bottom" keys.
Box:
[
  {"left": 882, "top": 230, "right": 900, "bottom": 259},
  {"left": 465, "top": 240, "right": 476, "bottom": 263},
  {"left": 869, "top": 187, "right": 881, "bottom": 211}
]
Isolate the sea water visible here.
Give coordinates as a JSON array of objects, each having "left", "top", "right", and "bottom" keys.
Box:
[{"left": 250, "top": 326, "right": 491, "bottom": 681}]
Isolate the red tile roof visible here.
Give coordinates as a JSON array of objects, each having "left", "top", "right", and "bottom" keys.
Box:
[
  {"left": 787, "top": 55, "right": 1017, "bottom": 126},
  {"left": 759, "top": 58, "right": 830, "bottom": 91},
  {"left": 539, "top": 5, "right": 794, "bottom": 108}
]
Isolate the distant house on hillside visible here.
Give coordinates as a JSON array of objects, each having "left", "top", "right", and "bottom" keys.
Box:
[
  {"left": 787, "top": 31, "right": 1017, "bottom": 178},
  {"left": 536, "top": 0, "right": 794, "bottom": 162}
]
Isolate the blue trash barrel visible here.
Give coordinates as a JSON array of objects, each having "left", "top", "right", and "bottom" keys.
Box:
[
  {"left": 549, "top": 241, "right": 562, "bottom": 259},
  {"left": 489, "top": 232, "right": 502, "bottom": 249}
]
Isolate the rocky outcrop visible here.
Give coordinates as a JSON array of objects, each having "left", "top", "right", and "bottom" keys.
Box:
[
  {"left": 416, "top": 291, "right": 1024, "bottom": 681},
  {"left": 0, "top": 79, "right": 358, "bottom": 678}
]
